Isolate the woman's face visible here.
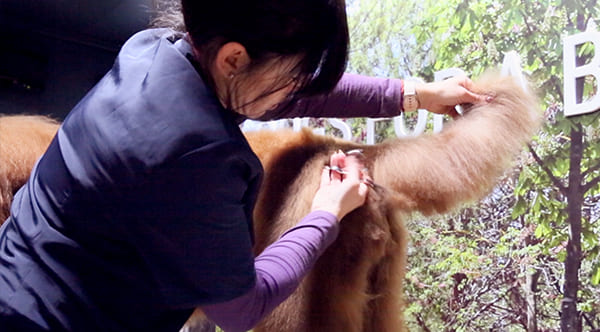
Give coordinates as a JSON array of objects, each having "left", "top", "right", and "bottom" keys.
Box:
[{"left": 226, "top": 57, "right": 301, "bottom": 119}]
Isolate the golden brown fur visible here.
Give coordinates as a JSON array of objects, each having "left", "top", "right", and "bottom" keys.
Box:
[
  {"left": 0, "top": 74, "right": 541, "bottom": 332},
  {"left": 242, "top": 74, "right": 541, "bottom": 332},
  {"left": 0, "top": 115, "right": 60, "bottom": 222}
]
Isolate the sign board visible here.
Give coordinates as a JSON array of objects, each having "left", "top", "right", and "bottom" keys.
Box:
[{"left": 563, "top": 27, "right": 600, "bottom": 117}]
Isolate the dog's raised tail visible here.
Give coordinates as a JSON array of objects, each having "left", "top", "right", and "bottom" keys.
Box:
[{"left": 371, "top": 73, "right": 542, "bottom": 215}]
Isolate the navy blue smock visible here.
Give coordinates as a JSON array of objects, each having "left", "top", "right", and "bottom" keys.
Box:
[{"left": 0, "top": 29, "right": 262, "bottom": 331}]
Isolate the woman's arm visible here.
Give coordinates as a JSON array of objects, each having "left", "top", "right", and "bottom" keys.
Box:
[
  {"left": 201, "top": 151, "right": 367, "bottom": 332},
  {"left": 200, "top": 210, "right": 339, "bottom": 332},
  {"left": 263, "top": 73, "right": 404, "bottom": 120},
  {"left": 262, "top": 73, "right": 491, "bottom": 120}
]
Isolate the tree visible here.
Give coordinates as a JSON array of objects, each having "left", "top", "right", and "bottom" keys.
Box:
[
  {"left": 412, "top": 0, "right": 600, "bottom": 330},
  {"left": 346, "top": 0, "right": 600, "bottom": 330}
]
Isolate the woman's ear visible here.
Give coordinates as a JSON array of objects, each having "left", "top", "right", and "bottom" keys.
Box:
[{"left": 213, "top": 42, "right": 250, "bottom": 79}]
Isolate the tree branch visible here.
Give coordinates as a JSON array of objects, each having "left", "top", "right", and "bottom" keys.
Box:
[
  {"left": 582, "top": 159, "right": 600, "bottom": 179},
  {"left": 582, "top": 311, "right": 597, "bottom": 329},
  {"left": 414, "top": 313, "right": 433, "bottom": 332},
  {"left": 527, "top": 144, "right": 568, "bottom": 196},
  {"left": 519, "top": 5, "right": 564, "bottom": 99},
  {"left": 582, "top": 175, "right": 600, "bottom": 195}
]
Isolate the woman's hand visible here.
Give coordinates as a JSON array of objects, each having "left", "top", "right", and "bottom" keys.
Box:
[
  {"left": 310, "top": 151, "right": 370, "bottom": 221},
  {"left": 415, "top": 76, "right": 492, "bottom": 117}
]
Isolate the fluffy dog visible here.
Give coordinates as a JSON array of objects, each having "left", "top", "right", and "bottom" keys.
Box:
[
  {"left": 0, "top": 74, "right": 541, "bottom": 332},
  {"left": 238, "top": 74, "right": 540, "bottom": 332},
  {"left": 0, "top": 115, "right": 60, "bottom": 222}
]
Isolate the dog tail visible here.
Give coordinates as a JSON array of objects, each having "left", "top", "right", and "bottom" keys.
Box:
[{"left": 369, "top": 73, "right": 542, "bottom": 215}]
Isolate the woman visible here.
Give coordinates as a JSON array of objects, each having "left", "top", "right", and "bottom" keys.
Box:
[{"left": 0, "top": 1, "right": 488, "bottom": 331}]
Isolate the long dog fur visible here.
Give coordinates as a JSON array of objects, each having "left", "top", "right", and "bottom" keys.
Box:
[
  {"left": 0, "top": 115, "right": 60, "bottom": 222},
  {"left": 0, "top": 73, "right": 541, "bottom": 331}
]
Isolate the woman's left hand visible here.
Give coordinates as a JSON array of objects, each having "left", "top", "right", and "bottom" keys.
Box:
[
  {"left": 310, "top": 151, "right": 369, "bottom": 221},
  {"left": 415, "top": 76, "right": 492, "bottom": 117}
]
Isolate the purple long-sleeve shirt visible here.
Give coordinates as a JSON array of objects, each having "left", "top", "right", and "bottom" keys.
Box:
[
  {"left": 263, "top": 72, "right": 404, "bottom": 120},
  {"left": 201, "top": 211, "right": 339, "bottom": 331}
]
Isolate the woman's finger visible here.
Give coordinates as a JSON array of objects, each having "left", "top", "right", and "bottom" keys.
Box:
[
  {"left": 458, "top": 76, "right": 493, "bottom": 104},
  {"left": 462, "top": 89, "right": 489, "bottom": 104},
  {"left": 329, "top": 151, "right": 345, "bottom": 182},
  {"left": 358, "top": 182, "right": 369, "bottom": 198},
  {"left": 320, "top": 166, "right": 331, "bottom": 186},
  {"left": 343, "top": 155, "right": 363, "bottom": 182}
]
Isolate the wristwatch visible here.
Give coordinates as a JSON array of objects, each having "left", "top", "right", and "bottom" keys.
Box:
[{"left": 402, "top": 81, "right": 419, "bottom": 112}]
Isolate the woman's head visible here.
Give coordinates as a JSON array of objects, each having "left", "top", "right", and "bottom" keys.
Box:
[{"left": 178, "top": 0, "right": 349, "bottom": 118}]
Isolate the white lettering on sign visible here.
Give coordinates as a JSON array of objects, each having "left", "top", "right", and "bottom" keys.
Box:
[
  {"left": 563, "top": 27, "right": 600, "bottom": 117},
  {"left": 502, "top": 51, "right": 528, "bottom": 91}
]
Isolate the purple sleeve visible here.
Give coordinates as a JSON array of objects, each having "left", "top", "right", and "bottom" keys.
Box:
[
  {"left": 262, "top": 73, "right": 404, "bottom": 120},
  {"left": 200, "top": 210, "right": 339, "bottom": 332}
]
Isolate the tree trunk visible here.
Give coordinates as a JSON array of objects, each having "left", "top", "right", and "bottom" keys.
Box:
[
  {"left": 561, "top": 123, "right": 583, "bottom": 332},
  {"left": 560, "top": 20, "right": 589, "bottom": 326},
  {"left": 524, "top": 270, "right": 540, "bottom": 332},
  {"left": 561, "top": 61, "right": 586, "bottom": 331}
]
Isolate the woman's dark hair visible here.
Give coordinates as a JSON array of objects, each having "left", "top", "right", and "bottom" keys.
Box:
[{"left": 179, "top": 0, "right": 349, "bottom": 99}]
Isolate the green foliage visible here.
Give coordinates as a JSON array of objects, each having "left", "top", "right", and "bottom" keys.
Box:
[
  {"left": 404, "top": 178, "right": 564, "bottom": 331},
  {"left": 346, "top": 0, "right": 423, "bottom": 78},
  {"left": 346, "top": 0, "right": 600, "bottom": 329}
]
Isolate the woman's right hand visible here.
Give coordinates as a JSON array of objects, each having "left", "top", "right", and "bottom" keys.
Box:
[
  {"left": 415, "top": 76, "right": 492, "bottom": 117},
  {"left": 310, "top": 151, "right": 370, "bottom": 221}
]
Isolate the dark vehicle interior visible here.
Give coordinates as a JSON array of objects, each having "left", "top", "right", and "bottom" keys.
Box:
[{"left": 1, "top": 0, "right": 154, "bottom": 119}]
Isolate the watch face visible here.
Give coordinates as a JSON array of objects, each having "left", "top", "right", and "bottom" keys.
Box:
[
  {"left": 404, "top": 95, "right": 418, "bottom": 111},
  {"left": 403, "top": 81, "right": 418, "bottom": 111}
]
